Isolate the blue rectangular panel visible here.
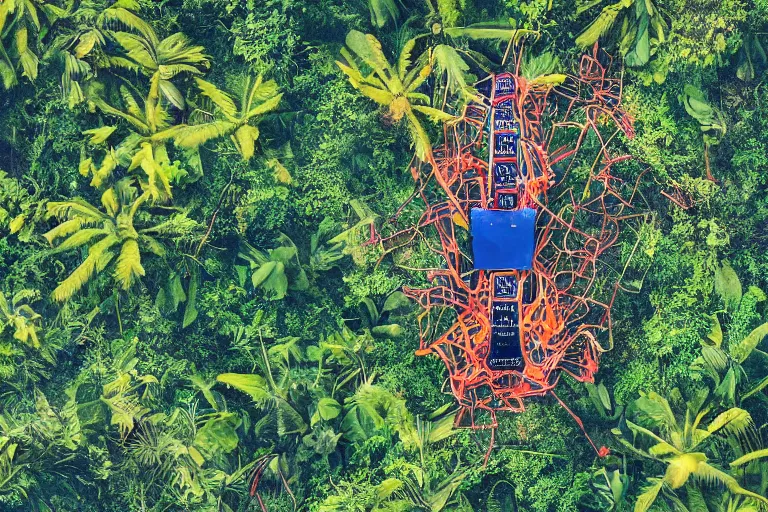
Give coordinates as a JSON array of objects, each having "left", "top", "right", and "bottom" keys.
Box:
[
  {"left": 495, "top": 192, "right": 518, "bottom": 209},
  {"left": 489, "top": 300, "right": 524, "bottom": 370},
  {"left": 493, "top": 161, "right": 518, "bottom": 186},
  {"left": 494, "top": 73, "right": 515, "bottom": 96},
  {"left": 471, "top": 208, "right": 535, "bottom": 270},
  {"left": 494, "top": 275, "right": 518, "bottom": 298},
  {"left": 494, "top": 132, "right": 518, "bottom": 157},
  {"left": 494, "top": 116, "right": 519, "bottom": 131}
]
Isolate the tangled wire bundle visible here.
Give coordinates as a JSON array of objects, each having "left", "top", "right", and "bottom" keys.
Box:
[{"left": 378, "top": 46, "right": 644, "bottom": 450}]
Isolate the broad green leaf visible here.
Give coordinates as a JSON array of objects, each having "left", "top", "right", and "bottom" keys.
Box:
[
  {"left": 706, "top": 314, "right": 722, "bottom": 347},
  {"left": 730, "top": 321, "right": 768, "bottom": 363},
  {"left": 371, "top": 324, "right": 402, "bottom": 338},
  {"left": 715, "top": 261, "right": 741, "bottom": 312},
  {"left": 634, "top": 478, "right": 664, "bottom": 512},
  {"left": 193, "top": 413, "right": 240, "bottom": 459},
  {"left": 216, "top": 373, "right": 271, "bottom": 402},
  {"left": 251, "top": 261, "right": 278, "bottom": 289},
  {"left": 182, "top": 266, "right": 199, "bottom": 328},
  {"left": 382, "top": 291, "right": 410, "bottom": 313}
]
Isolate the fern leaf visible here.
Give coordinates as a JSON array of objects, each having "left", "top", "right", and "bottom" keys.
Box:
[
  {"left": 431, "top": 44, "right": 470, "bottom": 96},
  {"left": 216, "top": 373, "right": 272, "bottom": 404},
  {"left": 398, "top": 38, "right": 418, "bottom": 78},
  {"left": 487, "top": 480, "right": 517, "bottom": 512}
]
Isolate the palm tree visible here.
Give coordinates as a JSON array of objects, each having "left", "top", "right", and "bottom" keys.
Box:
[
  {"left": 50, "top": 2, "right": 156, "bottom": 107},
  {"left": 44, "top": 178, "right": 199, "bottom": 302},
  {"left": 0, "top": 0, "right": 66, "bottom": 88},
  {"left": 110, "top": 25, "right": 209, "bottom": 110},
  {"left": 336, "top": 30, "right": 454, "bottom": 161},
  {"left": 166, "top": 75, "right": 283, "bottom": 161},
  {"left": 613, "top": 389, "right": 768, "bottom": 511},
  {"left": 81, "top": 82, "right": 196, "bottom": 198}
]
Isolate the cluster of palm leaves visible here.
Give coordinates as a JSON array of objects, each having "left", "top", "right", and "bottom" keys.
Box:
[
  {"left": 9, "top": 2, "right": 286, "bottom": 305},
  {"left": 598, "top": 266, "right": 768, "bottom": 512},
  {"left": 44, "top": 179, "right": 201, "bottom": 302},
  {"left": 336, "top": 24, "right": 536, "bottom": 161},
  {"left": 575, "top": 0, "right": 666, "bottom": 67},
  {"left": 0, "top": 0, "right": 66, "bottom": 89}
]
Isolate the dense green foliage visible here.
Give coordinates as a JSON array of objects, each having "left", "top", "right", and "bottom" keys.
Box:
[{"left": 1, "top": 0, "right": 768, "bottom": 510}]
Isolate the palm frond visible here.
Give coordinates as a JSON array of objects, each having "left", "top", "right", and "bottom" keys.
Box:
[
  {"left": 634, "top": 478, "right": 664, "bottom": 512},
  {"left": 368, "top": 0, "right": 398, "bottom": 27},
  {"left": 232, "top": 125, "right": 260, "bottom": 161},
  {"left": 52, "top": 235, "right": 119, "bottom": 302},
  {"left": 194, "top": 77, "right": 237, "bottom": 118},
  {"left": 171, "top": 120, "right": 236, "bottom": 148},
  {"left": 692, "top": 463, "right": 768, "bottom": 507},
  {"left": 114, "top": 238, "right": 145, "bottom": 290},
  {"left": 705, "top": 408, "right": 753, "bottom": 439},
  {"left": 46, "top": 199, "right": 108, "bottom": 222},
  {"left": 47, "top": 228, "right": 108, "bottom": 253},
  {"left": 431, "top": 44, "right": 472, "bottom": 97},
  {"left": 100, "top": 7, "right": 158, "bottom": 45},
  {"left": 731, "top": 448, "right": 768, "bottom": 468},
  {"left": 243, "top": 93, "right": 283, "bottom": 120},
  {"left": 575, "top": 1, "right": 626, "bottom": 47}
]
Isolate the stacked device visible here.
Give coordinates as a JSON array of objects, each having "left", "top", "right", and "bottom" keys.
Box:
[{"left": 470, "top": 73, "right": 536, "bottom": 371}]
